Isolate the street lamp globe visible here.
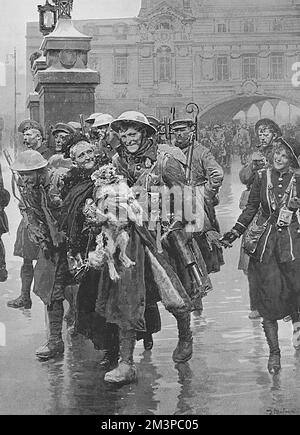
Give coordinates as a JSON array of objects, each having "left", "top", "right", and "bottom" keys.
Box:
[{"left": 38, "top": 0, "right": 58, "bottom": 36}]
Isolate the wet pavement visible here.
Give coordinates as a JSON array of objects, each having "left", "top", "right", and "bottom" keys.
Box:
[{"left": 1, "top": 157, "right": 300, "bottom": 415}]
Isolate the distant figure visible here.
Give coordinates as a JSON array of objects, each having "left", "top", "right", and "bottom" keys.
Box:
[{"left": 0, "top": 175, "right": 10, "bottom": 282}]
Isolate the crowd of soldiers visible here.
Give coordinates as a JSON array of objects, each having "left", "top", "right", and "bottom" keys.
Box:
[{"left": 0, "top": 110, "right": 300, "bottom": 382}]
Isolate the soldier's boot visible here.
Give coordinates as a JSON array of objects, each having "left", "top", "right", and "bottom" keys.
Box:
[
  {"left": 36, "top": 300, "right": 65, "bottom": 361},
  {"left": 263, "top": 319, "right": 281, "bottom": 375},
  {"left": 143, "top": 332, "right": 154, "bottom": 351},
  {"left": 99, "top": 324, "right": 120, "bottom": 371},
  {"left": 7, "top": 260, "right": 33, "bottom": 309},
  {"left": 104, "top": 329, "right": 137, "bottom": 384},
  {"left": 172, "top": 312, "right": 193, "bottom": 364}
]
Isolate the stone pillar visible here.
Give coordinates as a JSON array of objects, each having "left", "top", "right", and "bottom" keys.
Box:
[
  {"left": 27, "top": 92, "right": 40, "bottom": 123},
  {"left": 34, "top": 18, "right": 100, "bottom": 128}
]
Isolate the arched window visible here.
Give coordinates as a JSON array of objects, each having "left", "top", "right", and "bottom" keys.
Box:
[{"left": 158, "top": 47, "right": 172, "bottom": 82}]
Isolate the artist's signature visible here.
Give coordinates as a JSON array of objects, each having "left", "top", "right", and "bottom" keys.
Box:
[{"left": 266, "top": 407, "right": 297, "bottom": 415}]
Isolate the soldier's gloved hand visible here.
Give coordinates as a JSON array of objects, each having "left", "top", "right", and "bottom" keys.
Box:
[
  {"left": 209, "top": 170, "right": 223, "bottom": 188},
  {"left": 251, "top": 152, "right": 265, "bottom": 171},
  {"left": 206, "top": 230, "right": 223, "bottom": 250},
  {"left": 220, "top": 229, "right": 240, "bottom": 248}
]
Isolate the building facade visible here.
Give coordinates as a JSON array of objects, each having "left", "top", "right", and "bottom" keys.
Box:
[{"left": 26, "top": 0, "right": 300, "bottom": 122}]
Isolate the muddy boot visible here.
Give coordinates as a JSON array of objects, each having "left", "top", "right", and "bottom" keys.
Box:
[
  {"left": 36, "top": 300, "right": 65, "bottom": 360},
  {"left": 99, "top": 324, "right": 120, "bottom": 371},
  {"left": 172, "top": 312, "right": 193, "bottom": 364},
  {"left": 263, "top": 319, "right": 281, "bottom": 375},
  {"left": 0, "top": 239, "right": 8, "bottom": 282},
  {"left": 143, "top": 332, "right": 153, "bottom": 351},
  {"left": 104, "top": 329, "right": 137, "bottom": 384},
  {"left": 7, "top": 260, "right": 33, "bottom": 309}
]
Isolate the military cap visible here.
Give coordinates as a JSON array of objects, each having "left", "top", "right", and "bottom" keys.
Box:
[
  {"left": 255, "top": 119, "right": 282, "bottom": 137},
  {"left": 170, "top": 119, "right": 194, "bottom": 131},
  {"left": 52, "top": 123, "right": 76, "bottom": 136},
  {"left": 18, "top": 119, "right": 43, "bottom": 136},
  {"left": 93, "top": 114, "right": 114, "bottom": 128}
]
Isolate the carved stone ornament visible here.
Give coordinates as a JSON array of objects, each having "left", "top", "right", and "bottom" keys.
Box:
[
  {"left": 177, "top": 46, "right": 190, "bottom": 57},
  {"left": 59, "top": 50, "right": 77, "bottom": 68},
  {"left": 140, "top": 46, "right": 152, "bottom": 58},
  {"left": 237, "top": 80, "right": 262, "bottom": 96}
]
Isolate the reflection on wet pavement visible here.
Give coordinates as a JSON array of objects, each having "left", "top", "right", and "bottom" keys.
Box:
[{"left": 1, "top": 158, "right": 300, "bottom": 415}]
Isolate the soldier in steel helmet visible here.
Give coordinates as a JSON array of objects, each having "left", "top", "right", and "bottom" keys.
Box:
[
  {"left": 73, "top": 111, "right": 211, "bottom": 385},
  {"left": 9, "top": 150, "right": 67, "bottom": 360},
  {"left": 92, "top": 114, "right": 120, "bottom": 163},
  {"left": 85, "top": 112, "right": 103, "bottom": 141},
  {"left": 7, "top": 121, "right": 53, "bottom": 310}
]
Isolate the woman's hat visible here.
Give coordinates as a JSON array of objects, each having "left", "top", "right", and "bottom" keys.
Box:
[
  {"left": 277, "top": 137, "right": 300, "bottom": 168},
  {"left": 255, "top": 118, "right": 282, "bottom": 137}
]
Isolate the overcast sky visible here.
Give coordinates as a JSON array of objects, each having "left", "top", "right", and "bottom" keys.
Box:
[{"left": 0, "top": 0, "right": 141, "bottom": 68}]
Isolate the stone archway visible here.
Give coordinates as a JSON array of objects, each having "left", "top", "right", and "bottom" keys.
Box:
[{"left": 198, "top": 93, "right": 300, "bottom": 125}]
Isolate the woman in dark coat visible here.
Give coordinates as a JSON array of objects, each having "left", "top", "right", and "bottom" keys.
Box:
[{"left": 222, "top": 137, "right": 300, "bottom": 375}]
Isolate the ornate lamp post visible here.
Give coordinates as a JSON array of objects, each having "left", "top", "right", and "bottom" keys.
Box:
[
  {"left": 38, "top": 0, "right": 58, "bottom": 36},
  {"left": 33, "top": 0, "right": 100, "bottom": 128},
  {"left": 38, "top": 0, "right": 74, "bottom": 36}
]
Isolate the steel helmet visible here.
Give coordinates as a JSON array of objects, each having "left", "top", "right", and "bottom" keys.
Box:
[
  {"left": 85, "top": 113, "right": 103, "bottom": 124},
  {"left": 111, "top": 111, "right": 157, "bottom": 137},
  {"left": 11, "top": 150, "right": 48, "bottom": 172},
  {"left": 68, "top": 121, "right": 82, "bottom": 131},
  {"left": 93, "top": 114, "right": 114, "bottom": 128},
  {"left": 146, "top": 115, "right": 161, "bottom": 129}
]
